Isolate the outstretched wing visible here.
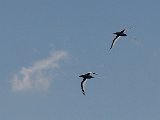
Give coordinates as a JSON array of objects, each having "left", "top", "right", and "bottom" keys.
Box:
[
  {"left": 81, "top": 78, "right": 87, "bottom": 95},
  {"left": 120, "top": 29, "right": 125, "bottom": 33},
  {"left": 85, "top": 72, "right": 92, "bottom": 76},
  {"left": 110, "top": 35, "right": 120, "bottom": 49}
]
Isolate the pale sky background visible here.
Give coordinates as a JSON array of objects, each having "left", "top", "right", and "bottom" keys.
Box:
[{"left": 0, "top": 0, "right": 160, "bottom": 120}]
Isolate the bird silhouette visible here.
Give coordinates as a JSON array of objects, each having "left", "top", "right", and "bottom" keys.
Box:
[
  {"left": 110, "top": 29, "right": 127, "bottom": 49},
  {"left": 79, "top": 72, "right": 96, "bottom": 95}
]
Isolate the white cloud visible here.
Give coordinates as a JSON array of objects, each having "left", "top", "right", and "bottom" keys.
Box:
[{"left": 11, "top": 50, "right": 69, "bottom": 92}]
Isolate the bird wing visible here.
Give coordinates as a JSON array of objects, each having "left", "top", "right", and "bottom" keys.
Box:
[
  {"left": 81, "top": 78, "right": 87, "bottom": 95},
  {"left": 85, "top": 72, "right": 91, "bottom": 76},
  {"left": 120, "top": 29, "right": 125, "bottom": 33},
  {"left": 110, "top": 35, "right": 120, "bottom": 49}
]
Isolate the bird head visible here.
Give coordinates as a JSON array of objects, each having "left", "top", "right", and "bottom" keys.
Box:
[{"left": 92, "top": 72, "right": 97, "bottom": 75}]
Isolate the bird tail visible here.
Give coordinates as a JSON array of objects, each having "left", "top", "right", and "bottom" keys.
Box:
[{"left": 82, "top": 90, "right": 85, "bottom": 95}]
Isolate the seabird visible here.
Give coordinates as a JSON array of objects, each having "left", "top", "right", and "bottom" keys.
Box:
[
  {"left": 79, "top": 72, "right": 96, "bottom": 95},
  {"left": 110, "top": 29, "right": 127, "bottom": 49}
]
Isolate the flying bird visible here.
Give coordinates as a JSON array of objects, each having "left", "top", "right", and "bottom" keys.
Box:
[
  {"left": 110, "top": 29, "right": 127, "bottom": 49},
  {"left": 79, "top": 72, "right": 97, "bottom": 95}
]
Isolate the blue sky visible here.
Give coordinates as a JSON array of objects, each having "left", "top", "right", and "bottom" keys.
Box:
[{"left": 0, "top": 0, "right": 160, "bottom": 120}]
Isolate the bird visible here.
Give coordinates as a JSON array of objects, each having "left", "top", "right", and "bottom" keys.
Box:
[
  {"left": 79, "top": 72, "right": 97, "bottom": 95},
  {"left": 110, "top": 29, "right": 127, "bottom": 49}
]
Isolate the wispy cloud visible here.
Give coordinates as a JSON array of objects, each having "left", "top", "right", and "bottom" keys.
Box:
[{"left": 11, "top": 50, "right": 69, "bottom": 92}]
